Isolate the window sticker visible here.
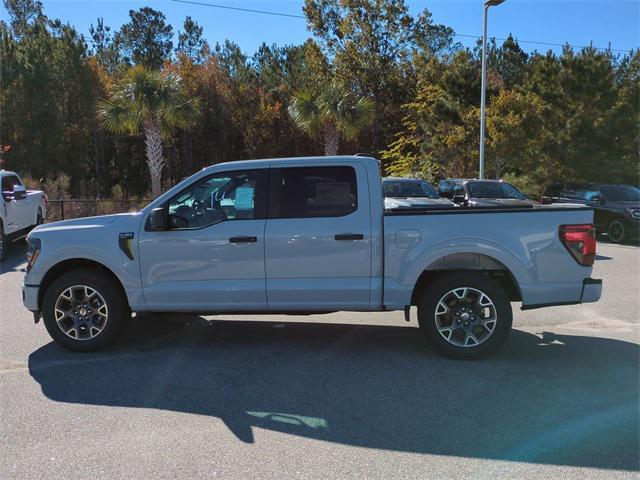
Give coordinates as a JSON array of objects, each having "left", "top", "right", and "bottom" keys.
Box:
[{"left": 235, "top": 186, "right": 254, "bottom": 209}]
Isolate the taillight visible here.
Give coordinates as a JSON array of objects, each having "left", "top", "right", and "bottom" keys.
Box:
[{"left": 559, "top": 224, "right": 596, "bottom": 266}]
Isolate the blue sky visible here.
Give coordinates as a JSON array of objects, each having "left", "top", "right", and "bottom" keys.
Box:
[{"left": 1, "top": 0, "right": 638, "bottom": 55}]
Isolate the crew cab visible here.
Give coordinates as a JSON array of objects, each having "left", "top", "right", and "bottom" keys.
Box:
[
  {"left": 22, "top": 156, "right": 602, "bottom": 359},
  {"left": 1, "top": 170, "right": 46, "bottom": 261}
]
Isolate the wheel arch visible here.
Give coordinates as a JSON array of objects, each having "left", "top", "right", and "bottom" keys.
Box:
[
  {"left": 410, "top": 252, "right": 523, "bottom": 306},
  {"left": 38, "top": 258, "right": 129, "bottom": 311}
]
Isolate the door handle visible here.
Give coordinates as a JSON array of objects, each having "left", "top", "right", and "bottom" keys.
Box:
[
  {"left": 229, "top": 236, "right": 257, "bottom": 243},
  {"left": 334, "top": 233, "right": 364, "bottom": 241}
]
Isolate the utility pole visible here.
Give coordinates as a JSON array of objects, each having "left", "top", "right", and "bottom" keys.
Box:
[{"left": 479, "top": 0, "right": 506, "bottom": 179}]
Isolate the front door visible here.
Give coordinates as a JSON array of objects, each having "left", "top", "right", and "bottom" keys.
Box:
[
  {"left": 138, "top": 169, "right": 268, "bottom": 311},
  {"left": 1, "top": 175, "right": 28, "bottom": 233},
  {"left": 264, "top": 164, "right": 372, "bottom": 311}
]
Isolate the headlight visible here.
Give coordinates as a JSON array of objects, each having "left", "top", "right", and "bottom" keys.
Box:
[
  {"left": 26, "top": 238, "right": 41, "bottom": 272},
  {"left": 627, "top": 209, "right": 640, "bottom": 219}
]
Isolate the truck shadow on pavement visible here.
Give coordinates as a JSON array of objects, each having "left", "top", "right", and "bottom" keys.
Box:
[{"left": 29, "top": 316, "right": 639, "bottom": 471}]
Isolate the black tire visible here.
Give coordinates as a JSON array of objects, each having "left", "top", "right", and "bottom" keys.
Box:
[
  {"left": 417, "top": 272, "right": 513, "bottom": 360},
  {"left": 42, "top": 269, "right": 129, "bottom": 352},
  {"left": 607, "top": 219, "right": 626, "bottom": 243},
  {"left": 0, "top": 222, "right": 6, "bottom": 262}
]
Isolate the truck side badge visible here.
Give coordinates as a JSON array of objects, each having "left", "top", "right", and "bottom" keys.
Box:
[{"left": 118, "top": 232, "right": 135, "bottom": 260}]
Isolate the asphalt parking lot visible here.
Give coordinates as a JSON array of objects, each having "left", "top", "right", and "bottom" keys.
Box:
[{"left": 1, "top": 241, "right": 638, "bottom": 480}]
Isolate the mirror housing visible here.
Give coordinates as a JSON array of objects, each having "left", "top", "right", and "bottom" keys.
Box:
[
  {"left": 452, "top": 195, "right": 466, "bottom": 205},
  {"left": 13, "top": 185, "right": 27, "bottom": 200},
  {"left": 148, "top": 207, "right": 168, "bottom": 231},
  {"left": 593, "top": 194, "right": 606, "bottom": 205}
]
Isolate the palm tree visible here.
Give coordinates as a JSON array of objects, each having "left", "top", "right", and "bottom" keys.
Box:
[
  {"left": 288, "top": 84, "right": 374, "bottom": 156},
  {"left": 97, "top": 66, "right": 200, "bottom": 198}
]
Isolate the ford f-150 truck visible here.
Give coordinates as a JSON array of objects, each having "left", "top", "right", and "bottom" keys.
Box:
[
  {"left": 22, "top": 156, "right": 602, "bottom": 358},
  {"left": 1, "top": 170, "right": 47, "bottom": 261}
]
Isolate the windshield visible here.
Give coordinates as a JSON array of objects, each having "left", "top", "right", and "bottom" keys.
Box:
[
  {"left": 383, "top": 180, "right": 439, "bottom": 199},
  {"left": 600, "top": 185, "right": 640, "bottom": 202},
  {"left": 467, "top": 182, "right": 526, "bottom": 200}
]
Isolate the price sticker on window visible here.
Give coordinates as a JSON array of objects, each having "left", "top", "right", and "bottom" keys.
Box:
[{"left": 235, "top": 187, "right": 254, "bottom": 209}]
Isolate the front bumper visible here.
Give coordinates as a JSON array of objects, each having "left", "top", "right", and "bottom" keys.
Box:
[{"left": 22, "top": 285, "right": 40, "bottom": 311}]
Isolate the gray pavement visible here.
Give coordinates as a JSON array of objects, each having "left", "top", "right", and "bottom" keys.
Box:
[{"left": 1, "top": 241, "right": 638, "bottom": 480}]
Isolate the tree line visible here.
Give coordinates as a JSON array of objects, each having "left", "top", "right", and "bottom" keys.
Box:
[{"left": 1, "top": 0, "right": 638, "bottom": 201}]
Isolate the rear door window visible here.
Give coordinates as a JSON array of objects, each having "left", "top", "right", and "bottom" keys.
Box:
[{"left": 270, "top": 166, "right": 357, "bottom": 218}]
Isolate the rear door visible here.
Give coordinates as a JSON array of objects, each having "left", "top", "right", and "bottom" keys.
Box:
[{"left": 264, "top": 163, "right": 372, "bottom": 310}]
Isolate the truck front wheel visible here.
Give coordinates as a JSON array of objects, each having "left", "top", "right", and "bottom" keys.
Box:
[
  {"left": 42, "top": 269, "right": 129, "bottom": 352},
  {"left": 417, "top": 272, "right": 512, "bottom": 359}
]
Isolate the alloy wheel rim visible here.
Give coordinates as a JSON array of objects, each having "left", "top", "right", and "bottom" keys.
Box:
[
  {"left": 54, "top": 285, "right": 108, "bottom": 340},
  {"left": 434, "top": 287, "right": 497, "bottom": 348}
]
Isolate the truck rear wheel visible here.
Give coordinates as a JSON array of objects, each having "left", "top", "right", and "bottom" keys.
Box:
[
  {"left": 42, "top": 269, "right": 129, "bottom": 352},
  {"left": 417, "top": 272, "right": 512, "bottom": 359}
]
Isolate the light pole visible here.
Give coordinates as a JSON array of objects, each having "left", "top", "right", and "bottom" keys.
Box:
[{"left": 479, "top": 0, "right": 505, "bottom": 179}]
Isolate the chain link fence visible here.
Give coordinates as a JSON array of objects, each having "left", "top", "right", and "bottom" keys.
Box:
[{"left": 46, "top": 199, "right": 152, "bottom": 222}]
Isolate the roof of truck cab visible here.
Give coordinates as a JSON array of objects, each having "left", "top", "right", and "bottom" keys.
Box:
[{"left": 202, "top": 155, "right": 377, "bottom": 171}]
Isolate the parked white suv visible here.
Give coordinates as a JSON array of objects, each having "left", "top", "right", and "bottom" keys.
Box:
[{"left": 0, "top": 170, "right": 47, "bottom": 261}]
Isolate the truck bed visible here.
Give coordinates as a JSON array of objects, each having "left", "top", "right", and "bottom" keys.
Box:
[{"left": 382, "top": 204, "right": 598, "bottom": 310}]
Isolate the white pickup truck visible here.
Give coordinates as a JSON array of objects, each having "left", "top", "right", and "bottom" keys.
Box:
[
  {"left": 1, "top": 170, "right": 46, "bottom": 261},
  {"left": 22, "top": 156, "right": 602, "bottom": 358}
]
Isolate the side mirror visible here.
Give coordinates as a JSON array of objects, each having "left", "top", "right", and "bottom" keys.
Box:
[
  {"left": 13, "top": 185, "right": 27, "bottom": 200},
  {"left": 148, "top": 207, "right": 168, "bottom": 231},
  {"left": 593, "top": 195, "right": 606, "bottom": 205},
  {"left": 452, "top": 195, "right": 466, "bottom": 205},
  {"left": 541, "top": 196, "right": 553, "bottom": 205}
]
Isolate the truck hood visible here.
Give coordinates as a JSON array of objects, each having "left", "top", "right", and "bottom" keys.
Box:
[{"left": 30, "top": 213, "right": 134, "bottom": 235}]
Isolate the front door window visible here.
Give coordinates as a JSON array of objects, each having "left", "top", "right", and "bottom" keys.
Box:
[{"left": 167, "top": 171, "right": 265, "bottom": 229}]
